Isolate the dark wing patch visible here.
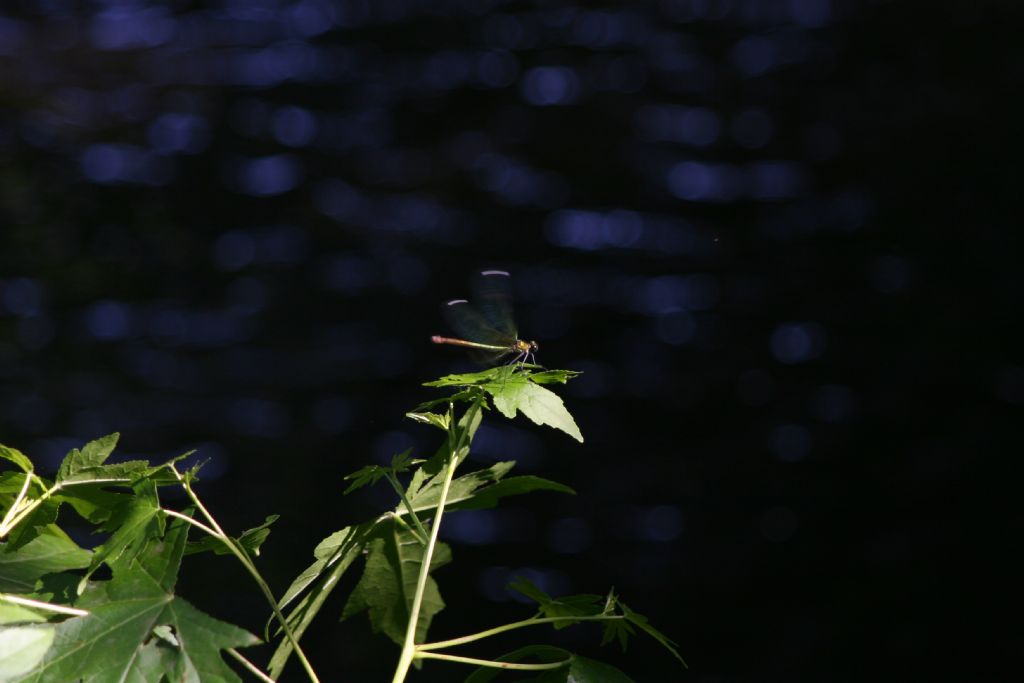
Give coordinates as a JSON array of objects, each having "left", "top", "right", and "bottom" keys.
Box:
[{"left": 473, "top": 269, "right": 518, "bottom": 339}]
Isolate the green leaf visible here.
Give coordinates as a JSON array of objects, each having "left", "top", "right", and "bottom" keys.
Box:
[
  {"left": 25, "top": 572, "right": 80, "bottom": 607},
  {"left": 78, "top": 481, "right": 164, "bottom": 592},
  {"left": 419, "top": 398, "right": 485, "bottom": 476},
  {"left": 400, "top": 461, "right": 572, "bottom": 519},
  {"left": 343, "top": 449, "right": 421, "bottom": 495},
  {"left": 600, "top": 612, "right": 635, "bottom": 652},
  {"left": 507, "top": 577, "right": 603, "bottom": 628},
  {"left": 619, "top": 600, "right": 686, "bottom": 667},
  {"left": 53, "top": 487, "right": 128, "bottom": 525},
  {"left": 566, "top": 655, "right": 635, "bottom": 682},
  {"left": 0, "top": 444, "right": 33, "bottom": 473},
  {"left": 0, "top": 603, "right": 47, "bottom": 625},
  {"left": 462, "top": 645, "right": 572, "bottom": 683},
  {"left": 0, "top": 525, "right": 92, "bottom": 593},
  {"left": 342, "top": 464, "right": 389, "bottom": 494},
  {"left": 490, "top": 380, "right": 583, "bottom": 443},
  {"left": 408, "top": 388, "right": 482, "bottom": 414},
  {"left": 277, "top": 526, "right": 360, "bottom": 609},
  {"left": 0, "top": 473, "right": 60, "bottom": 549},
  {"left": 342, "top": 521, "right": 451, "bottom": 646},
  {"left": 56, "top": 460, "right": 151, "bottom": 487},
  {"left": 451, "top": 475, "right": 575, "bottom": 510},
  {"left": 185, "top": 515, "right": 279, "bottom": 558},
  {"left": 10, "top": 514, "right": 259, "bottom": 683},
  {"left": 403, "top": 461, "right": 515, "bottom": 514},
  {"left": 462, "top": 650, "right": 635, "bottom": 683},
  {"left": 0, "top": 471, "right": 43, "bottom": 497},
  {"left": 267, "top": 521, "right": 377, "bottom": 679},
  {"left": 55, "top": 433, "right": 120, "bottom": 482},
  {"left": 48, "top": 433, "right": 155, "bottom": 491},
  {"left": 423, "top": 368, "right": 509, "bottom": 387},
  {"left": 424, "top": 368, "right": 584, "bottom": 441},
  {"left": 0, "top": 624, "right": 55, "bottom": 680},
  {"left": 524, "top": 370, "right": 582, "bottom": 385},
  {"left": 389, "top": 449, "right": 421, "bottom": 472},
  {"left": 406, "top": 411, "right": 451, "bottom": 431}
]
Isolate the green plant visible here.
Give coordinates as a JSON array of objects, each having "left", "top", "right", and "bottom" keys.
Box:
[{"left": 0, "top": 366, "right": 684, "bottom": 682}]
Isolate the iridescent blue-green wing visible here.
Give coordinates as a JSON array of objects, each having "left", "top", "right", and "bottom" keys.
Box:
[
  {"left": 441, "top": 298, "right": 514, "bottom": 349},
  {"left": 473, "top": 269, "right": 518, "bottom": 340}
]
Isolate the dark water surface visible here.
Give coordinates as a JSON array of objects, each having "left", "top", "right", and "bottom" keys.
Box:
[{"left": 1, "top": 2, "right": 1016, "bottom": 680}]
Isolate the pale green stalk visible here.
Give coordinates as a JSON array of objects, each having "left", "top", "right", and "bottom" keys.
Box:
[
  {"left": 416, "top": 651, "right": 569, "bottom": 671},
  {"left": 0, "top": 472, "right": 59, "bottom": 538},
  {"left": 171, "top": 466, "right": 321, "bottom": 683},
  {"left": 391, "top": 452, "right": 460, "bottom": 683},
  {"left": 386, "top": 474, "right": 429, "bottom": 544},
  {"left": 2, "top": 472, "right": 142, "bottom": 538},
  {"left": 391, "top": 399, "right": 481, "bottom": 683},
  {"left": 416, "top": 614, "right": 625, "bottom": 651},
  {"left": 226, "top": 648, "right": 277, "bottom": 683},
  {"left": 0, "top": 594, "right": 89, "bottom": 616}
]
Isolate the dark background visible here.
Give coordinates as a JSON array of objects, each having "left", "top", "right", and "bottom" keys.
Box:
[{"left": 0, "top": 1, "right": 1017, "bottom": 681}]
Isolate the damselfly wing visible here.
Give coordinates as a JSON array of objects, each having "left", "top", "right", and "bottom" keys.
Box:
[{"left": 431, "top": 270, "right": 539, "bottom": 365}]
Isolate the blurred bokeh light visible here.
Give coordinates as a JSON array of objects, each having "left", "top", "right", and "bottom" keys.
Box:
[{"left": 1, "top": 0, "right": 1013, "bottom": 679}]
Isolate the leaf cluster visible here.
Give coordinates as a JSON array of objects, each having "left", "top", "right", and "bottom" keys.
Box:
[
  {"left": 415, "top": 366, "right": 584, "bottom": 443},
  {"left": 0, "top": 435, "right": 261, "bottom": 682},
  {"left": 0, "top": 365, "right": 684, "bottom": 682}
]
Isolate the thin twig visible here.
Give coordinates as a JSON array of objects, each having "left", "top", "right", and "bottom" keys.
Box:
[{"left": 227, "top": 648, "right": 277, "bottom": 683}]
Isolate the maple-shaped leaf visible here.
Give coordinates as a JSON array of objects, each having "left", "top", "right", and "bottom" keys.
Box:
[
  {"left": 489, "top": 378, "right": 583, "bottom": 443},
  {"left": 342, "top": 520, "right": 451, "bottom": 646},
  {"left": 343, "top": 449, "right": 422, "bottom": 495},
  {"left": 76, "top": 480, "right": 164, "bottom": 593},
  {"left": 55, "top": 433, "right": 120, "bottom": 482},
  {"left": 424, "top": 368, "right": 583, "bottom": 442},
  {"left": 10, "top": 514, "right": 260, "bottom": 683}
]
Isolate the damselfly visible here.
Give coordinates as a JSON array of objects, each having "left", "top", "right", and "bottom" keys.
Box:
[{"left": 431, "top": 270, "right": 539, "bottom": 365}]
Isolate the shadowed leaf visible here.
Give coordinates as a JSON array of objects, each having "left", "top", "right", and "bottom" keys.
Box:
[
  {"left": 268, "top": 522, "right": 377, "bottom": 679},
  {"left": 342, "top": 521, "right": 451, "bottom": 646},
  {"left": 0, "top": 526, "right": 91, "bottom": 593}
]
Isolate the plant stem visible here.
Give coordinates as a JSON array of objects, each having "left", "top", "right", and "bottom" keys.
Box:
[
  {"left": 0, "top": 473, "right": 55, "bottom": 538},
  {"left": 0, "top": 469, "right": 35, "bottom": 538},
  {"left": 161, "top": 508, "right": 219, "bottom": 537},
  {"left": 416, "top": 614, "right": 625, "bottom": 651},
  {"left": 387, "top": 475, "right": 429, "bottom": 544},
  {"left": 391, "top": 451, "right": 459, "bottom": 683},
  {"left": 391, "top": 400, "right": 482, "bottom": 683},
  {"left": 226, "top": 648, "right": 278, "bottom": 683},
  {"left": 0, "top": 594, "right": 89, "bottom": 616},
  {"left": 3, "top": 473, "right": 144, "bottom": 538},
  {"left": 415, "top": 651, "right": 569, "bottom": 671},
  {"left": 172, "top": 466, "right": 321, "bottom": 683}
]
